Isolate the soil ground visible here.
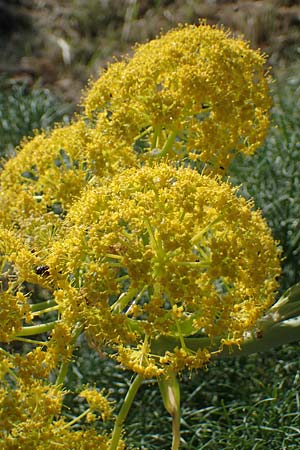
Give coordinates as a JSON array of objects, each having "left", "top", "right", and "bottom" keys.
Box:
[{"left": 0, "top": 1, "right": 299, "bottom": 106}]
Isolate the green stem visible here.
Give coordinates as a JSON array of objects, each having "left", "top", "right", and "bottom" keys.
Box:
[
  {"left": 105, "top": 253, "right": 123, "bottom": 260},
  {"left": 13, "top": 337, "right": 46, "bottom": 345},
  {"left": 172, "top": 409, "right": 181, "bottom": 450},
  {"left": 109, "top": 374, "right": 143, "bottom": 450},
  {"left": 176, "top": 261, "right": 210, "bottom": 268},
  {"left": 175, "top": 319, "right": 187, "bottom": 351},
  {"left": 144, "top": 218, "right": 164, "bottom": 260},
  {"left": 55, "top": 360, "right": 70, "bottom": 387},
  {"left": 149, "top": 129, "right": 177, "bottom": 158},
  {"left": 111, "top": 288, "right": 138, "bottom": 313},
  {"left": 191, "top": 215, "right": 223, "bottom": 245},
  {"left": 228, "top": 319, "right": 300, "bottom": 356},
  {"left": 275, "top": 303, "right": 300, "bottom": 322},
  {"left": 158, "top": 130, "right": 177, "bottom": 158},
  {"left": 125, "top": 285, "right": 148, "bottom": 316},
  {"left": 14, "top": 321, "right": 58, "bottom": 337},
  {"left": 152, "top": 317, "right": 300, "bottom": 359},
  {"left": 62, "top": 408, "right": 91, "bottom": 430},
  {"left": 152, "top": 284, "right": 300, "bottom": 358},
  {"left": 133, "top": 125, "right": 152, "bottom": 142},
  {"left": 55, "top": 323, "right": 84, "bottom": 386},
  {"left": 30, "top": 299, "right": 57, "bottom": 313},
  {"left": 158, "top": 374, "right": 181, "bottom": 450},
  {"left": 32, "top": 305, "right": 59, "bottom": 317},
  {"left": 151, "top": 126, "right": 159, "bottom": 149}
]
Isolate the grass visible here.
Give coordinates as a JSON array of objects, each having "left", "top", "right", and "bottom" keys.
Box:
[{"left": 65, "top": 339, "right": 300, "bottom": 449}]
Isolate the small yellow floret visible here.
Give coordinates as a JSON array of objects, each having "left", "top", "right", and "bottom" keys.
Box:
[{"left": 80, "top": 388, "right": 114, "bottom": 422}]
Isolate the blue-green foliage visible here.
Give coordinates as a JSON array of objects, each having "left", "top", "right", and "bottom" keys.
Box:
[
  {"left": 66, "top": 338, "right": 300, "bottom": 449},
  {"left": 0, "top": 79, "right": 70, "bottom": 159},
  {"left": 230, "top": 69, "right": 300, "bottom": 291}
]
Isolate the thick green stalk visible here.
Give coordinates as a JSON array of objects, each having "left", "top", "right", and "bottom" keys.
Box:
[
  {"left": 109, "top": 374, "right": 143, "bottom": 450},
  {"left": 30, "top": 299, "right": 57, "bottom": 313},
  {"left": 152, "top": 283, "right": 300, "bottom": 358},
  {"left": 159, "top": 374, "right": 181, "bottom": 450},
  {"left": 172, "top": 408, "right": 181, "bottom": 450},
  {"left": 152, "top": 318, "right": 300, "bottom": 359},
  {"left": 15, "top": 321, "right": 58, "bottom": 337}
]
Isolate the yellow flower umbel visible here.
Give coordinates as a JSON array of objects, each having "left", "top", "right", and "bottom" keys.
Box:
[
  {"left": 48, "top": 164, "right": 280, "bottom": 377},
  {"left": 0, "top": 121, "right": 87, "bottom": 232},
  {"left": 83, "top": 22, "right": 271, "bottom": 173},
  {"left": 0, "top": 119, "right": 135, "bottom": 252},
  {"left": 0, "top": 377, "right": 117, "bottom": 450}
]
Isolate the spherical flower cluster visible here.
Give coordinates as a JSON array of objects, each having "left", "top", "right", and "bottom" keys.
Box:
[
  {"left": 83, "top": 22, "right": 271, "bottom": 172},
  {"left": 48, "top": 164, "right": 280, "bottom": 377},
  {"left": 0, "top": 120, "right": 135, "bottom": 251}
]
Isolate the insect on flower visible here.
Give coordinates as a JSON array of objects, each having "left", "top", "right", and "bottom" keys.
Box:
[{"left": 35, "top": 265, "right": 50, "bottom": 276}]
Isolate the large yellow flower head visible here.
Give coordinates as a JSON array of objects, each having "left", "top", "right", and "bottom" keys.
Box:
[
  {"left": 48, "top": 164, "right": 280, "bottom": 377},
  {"left": 83, "top": 22, "right": 271, "bottom": 172},
  {"left": 0, "top": 121, "right": 87, "bottom": 228},
  {"left": 0, "top": 119, "right": 135, "bottom": 251}
]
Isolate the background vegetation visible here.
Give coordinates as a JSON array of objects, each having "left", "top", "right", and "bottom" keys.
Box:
[
  {"left": 1, "top": 0, "right": 299, "bottom": 104},
  {"left": 1, "top": 1, "right": 300, "bottom": 448}
]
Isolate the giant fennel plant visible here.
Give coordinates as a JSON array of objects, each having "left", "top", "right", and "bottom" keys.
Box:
[{"left": 0, "top": 22, "right": 299, "bottom": 450}]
